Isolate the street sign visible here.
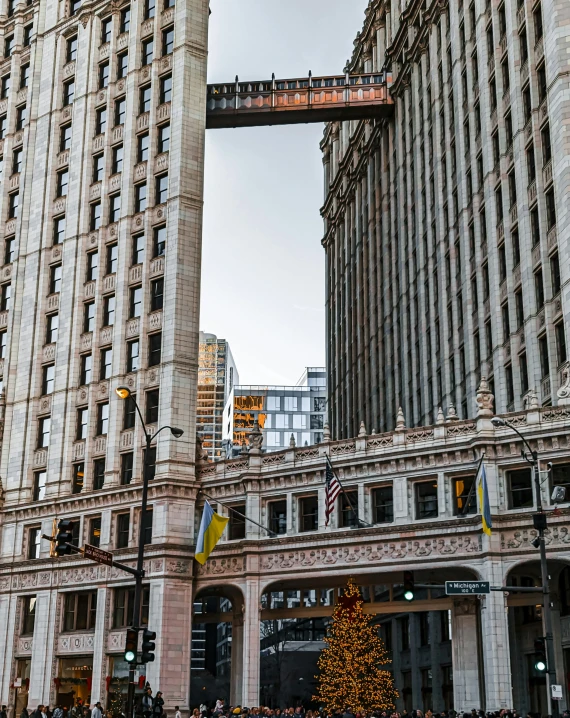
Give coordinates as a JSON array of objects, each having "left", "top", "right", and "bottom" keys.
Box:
[
  {"left": 445, "top": 581, "right": 490, "bottom": 595},
  {"left": 84, "top": 543, "right": 113, "bottom": 567},
  {"left": 551, "top": 685, "right": 563, "bottom": 700}
]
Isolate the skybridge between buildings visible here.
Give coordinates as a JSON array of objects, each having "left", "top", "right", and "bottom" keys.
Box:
[{"left": 206, "top": 72, "right": 394, "bottom": 129}]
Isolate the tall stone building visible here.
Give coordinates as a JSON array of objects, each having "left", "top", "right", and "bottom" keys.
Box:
[
  {"left": 322, "top": 0, "right": 570, "bottom": 439},
  {"left": 0, "top": 0, "right": 208, "bottom": 710}
]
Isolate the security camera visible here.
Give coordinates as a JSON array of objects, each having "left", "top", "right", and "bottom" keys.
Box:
[{"left": 551, "top": 486, "right": 566, "bottom": 503}]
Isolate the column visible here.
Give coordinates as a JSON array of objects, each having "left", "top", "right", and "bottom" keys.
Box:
[
  {"left": 409, "top": 615, "right": 422, "bottom": 709},
  {"left": 451, "top": 599, "right": 481, "bottom": 711},
  {"left": 241, "top": 579, "right": 261, "bottom": 707},
  {"left": 0, "top": 594, "right": 17, "bottom": 705},
  {"left": 89, "top": 588, "right": 107, "bottom": 704},
  {"left": 230, "top": 610, "right": 244, "bottom": 706},
  {"left": 28, "top": 590, "right": 58, "bottom": 706},
  {"left": 430, "top": 612, "right": 444, "bottom": 712}
]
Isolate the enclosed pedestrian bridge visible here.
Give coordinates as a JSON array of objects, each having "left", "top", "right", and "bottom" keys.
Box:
[{"left": 206, "top": 72, "right": 394, "bottom": 129}]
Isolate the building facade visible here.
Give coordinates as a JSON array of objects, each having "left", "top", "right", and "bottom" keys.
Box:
[
  {"left": 0, "top": 0, "right": 209, "bottom": 709},
  {"left": 322, "top": 0, "right": 570, "bottom": 439},
  {"left": 197, "top": 332, "right": 239, "bottom": 461},
  {"left": 223, "top": 367, "right": 327, "bottom": 456}
]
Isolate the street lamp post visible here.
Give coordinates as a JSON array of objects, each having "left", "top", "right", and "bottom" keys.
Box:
[
  {"left": 115, "top": 387, "right": 184, "bottom": 718},
  {"left": 491, "top": 416, "right": 559, "bottom": 718}
]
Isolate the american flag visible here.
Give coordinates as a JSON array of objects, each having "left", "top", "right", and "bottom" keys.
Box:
[{"left": 325, "top": 456, "right": 342, "bottom": 526}]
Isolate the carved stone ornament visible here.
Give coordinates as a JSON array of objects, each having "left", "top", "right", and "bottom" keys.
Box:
[
  {"left": 523, "top": 389, "right": 540, "bottom": 410},
  {"left": 322, "top": 422, "right": 331, "bottom": 443},
  {"left": 476, "top": 376, "right": 495, "bottom": 417},
  {"left": 248, "top": 420, "right": 263, "bottom": 455},
  {"left": 557, "top": 365, "right": 570, "bottom": 406},
  {"left": 446, "top": 403, "right": 459, "bottom": 422},
  {"left": 289, "top": 433, "right": 296, "bottom": 448},
  {"left": 395, "top": 407, "right": 406, "bottom": 432},
  {"left": 195, "top": 434, "right": 210, "bottom": 465},
  {"left": 436, "top": 406, "right": 445, "bottom": 425},
  {"left": 358, "top": 421, "right": 367, "bottom": 438}
]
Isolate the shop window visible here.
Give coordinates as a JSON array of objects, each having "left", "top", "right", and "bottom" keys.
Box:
[{"left": 63, "top": 591, "right": 97, "bottom": 631}]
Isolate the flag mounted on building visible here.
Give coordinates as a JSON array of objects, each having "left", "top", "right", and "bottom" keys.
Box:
[
  {"left": 325, "top": 456, "right": 342, "bottom": 526},
  {"left": 195, "top": 501, "right": 229, "bottom": 564},
  {"left": 477, "top": 463, "right": 492, "bottom": 536}
]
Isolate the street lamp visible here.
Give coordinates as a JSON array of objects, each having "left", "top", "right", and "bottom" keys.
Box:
[
  {"left": 115, "top": 386, "right": 183, "bottom": 718},
  {"left": 492, "top": 415, "right": 559, "bottom": 718}
]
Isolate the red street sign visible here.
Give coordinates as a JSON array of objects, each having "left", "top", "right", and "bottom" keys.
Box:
[{"left": 84, "top": 543, "right": 113, "bottom": 567}]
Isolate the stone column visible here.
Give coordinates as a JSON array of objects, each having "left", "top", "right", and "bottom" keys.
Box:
[
  {"left": 430, "top": 612, "right": 444, "bottom": 712},
  {"left": 89, "top": 588, "right": 107, "bottom": 704},
  {"left": 241, "top": 579, "right": 261, "bottom": 707},
  {"left": 451, "top": 599, "right": 481, "bottom": 711},
  {"left": 409, "top": 615, "right": 421, "bottom": 709},
  {"left": 0, "top": 594, "right": 17, "bottom": 705},
  {"left": 230, "top": 607, "right": 244, "bottom": 706},
  {"left": 28, "top": 590, "right": 58, "bottom": 706}
]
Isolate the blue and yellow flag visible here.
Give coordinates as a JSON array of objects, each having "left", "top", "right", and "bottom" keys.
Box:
[
  {"left": 477, "top": 463, "right": 492, "bottom": 536},
  {"left": 195, "top": 501, "right": 229, "bottom": 565}
]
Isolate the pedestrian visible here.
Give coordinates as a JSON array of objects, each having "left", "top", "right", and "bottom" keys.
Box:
[
  {"left": 41, "top": 707, "right": 48, "bottom": 718},
  {"left": 92, "top": 704, "right": 102, "bottom": 718},
  {"left": 175, "top": 709, "right": 182, "bottom": 718},
  {"left": 0, "top": 705, "right": 7, "bottom": 718},
  {"left": 20, "top": 707, "right": 29, "bottom": 718},
  {"left": 152, "top": 694, "right": 164, "bottom": 718},
  {"left": 142, "top": 690, "right": 153, "bottom": 718},
  {"left": 53, "top": 706, "right": 64, "bottom": 718}
]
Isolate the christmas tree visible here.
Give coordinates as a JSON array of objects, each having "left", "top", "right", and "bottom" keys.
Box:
[
  {"left": 108, "top": 679, "right": 125, "bottom": 718},
  {"left": 313, "top": 580, "right": 397, "bottom": 712}
]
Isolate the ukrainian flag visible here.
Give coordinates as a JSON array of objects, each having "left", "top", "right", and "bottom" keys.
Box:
[
  {"left": 477, "top": 463, "right": 493, "bottom": 536},
  {"left": 195, "top": 501, "right": 229, "bottom": 565}
]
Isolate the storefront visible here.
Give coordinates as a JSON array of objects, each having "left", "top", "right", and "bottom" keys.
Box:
[
  {"left": 56, "top": 657, "right": 93, "bottom": 710},
  {"left": 13, "top": 659, "right": 31, "bottom": 715},
  {"left": 107, "top": 657, "right": 148, "bottom": 711}
]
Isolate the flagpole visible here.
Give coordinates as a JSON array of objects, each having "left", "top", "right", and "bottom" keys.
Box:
[
  {"left": 200, "top": 491, "right": 279, "bottom": 537},
  {"left": 326, "top": 455, "right": 373, "bottom": 528},
  {"left": 460, "top": 452, "right": 485, "bottom": 517}
]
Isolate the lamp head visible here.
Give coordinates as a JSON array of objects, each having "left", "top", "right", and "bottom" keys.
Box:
[
  {"left": 115, "top": 386, "right": 131, "bottom": 400},
  {"left": 491, "top": 417, "right": 505, "bottom": 427},
  {"left": 170, "top": 427, "right": 184, "bottom": 439}
]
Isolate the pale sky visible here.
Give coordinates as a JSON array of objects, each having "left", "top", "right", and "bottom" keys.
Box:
[{"left": 201, "top": 0, "right": 370, "bottom": 386}]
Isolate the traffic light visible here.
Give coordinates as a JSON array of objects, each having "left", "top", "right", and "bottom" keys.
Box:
[
  {"left": 55, "top": 520, "right": 74, "bottom": 557},
  {"left": 534, "top": 637, "right": 547, "bottom": 672},
  {"left": 141, "top": 628, "right": 156, "bottom": 663},
  {"left": 124, "top": 628, "right": 138, "bottom": 664},
  {"left": 403, "top": 571, "right": 415, "bottom": 601}
]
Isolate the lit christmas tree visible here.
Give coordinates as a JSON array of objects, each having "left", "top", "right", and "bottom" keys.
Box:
[{"left": 313, "top": 579, "right": 397, "bottom": 712}]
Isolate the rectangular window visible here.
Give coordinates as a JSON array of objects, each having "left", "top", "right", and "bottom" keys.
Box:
[
  {"left": 228, "top": 504, "right": 246, "bottom": 540},
  {"left": 89, "top": 517, "right": 101, "bottom": 546},
  {"left": 93, "top": 458, "right": 105, "bottom": 490},
  {"left": 113, "top": 586, "right": 149, "bottom": 628},
  {"left": 1, "top": 74, "right": 10, "bottom": 99},
  {"left": 339, "top": 491, "right": 358, "bottom": 528},
  {"left": 56, "top": 169, "right": 69, "bottom": 197},
  {"left": 148, "top": 332, "right": 162, "bottom": 366},
  {"left": 33, "top": 471, "right": 46, "bottom": 501},
  {"left": 150, "top": 278, "right": 164, "bottom": 311},
  {"left": 114, "top": 98, "right": 126, "bottom": 126},
  {"left": 135, "top": 183, "right": 147, "bottom": 213},
  {"left": 100, "top": 347, "right": 112, "bottom": 380},
  {"left": 72, "top": 463, "right": 84, "bottom": 493},
  {"left": 28, "top": 527, "right": 41, "bottom": 559},
  {"left": 535, "top": 269, "right": 544, "bottom": 309},
  {"left": 106, "top": 244, "right": 118, "bottom": 275},
  {"left": 1, "top": 283, "right": 11, "bottom": 311},
  {"left": 146, "top": 389, "right": 159, "bottom": 424},
  {"left": 103, "top": 295, "right": 115, "bottom": 326},
  {"left": 76, "top": 407, "right": 88, "bottom": 440},
  {"left": 299, "top": 495, "right": 318, "bottom": 532},
  {"left": 109, "top": 194, "right": 121, "bottom": 223},
  {"left": 556, "top": 323, "right": 567, "bottom": 366},
  {"left": 508, "top": 468, "right": 533, "bottom": 509},
  {"left": 101, "top": 17, "right": 112, "bottom": 44},
  {"left": 502, "top": 302, "right": 510, "bottom": 343},
  {"left": 542, "top": 124, "right": 552, "bottom": 164},
  {"left": 120, "top": 6, "right": 130, "bottom": 33},
  {"left": 539, "top": 334, "right": 549, "bottom": 378},
  {"left": 117, "top": 51, "right": 128, "bottom": 80},
  {"left": 0, "top": 330, "right": 7, "bottom": 359},
  {"left": 63, "top": 591, "right": 97, "bottom": 632},
  {"left": 66, "top": 36, "right": 78, "bottom": 63},
  {"left": 123, "top": 396, "right": 136, "bottom": 429},
  {"left": 142, "top": 509, "right": 153, "bottom": 545},
  {"left": 95, "top": 108, "right": 107, "bottom": 135},
  {"left": 546, "top": 189, "right": 556, "bottom": 230},
  {"left": 515, "top": 290, "right": 524, "bottom": 330},
  {"left": 50, "top": 265, "right": 62, "bottom": 294},
  {"left": 97, "top": 402, "right": 109, "bottom": 435},
  {"left": 155, "top": 174, "right": 168, "bottom": 204},
  {"left": 158, "top": 123, "right": 170, "bottom": 153},
  {"left": 144, "top": 0, "right": 155, "bottom": 19},
  {"left": 83, "top": 302, "right": 95, "bottom": 333},
  {"left": 268, "top": 500, "right": 287, "bottom": 535},
  {"left": 20, "top": 64, "right": 29, "bottom": 89},
  {"left": 22, "top": 596, "right": 36, "bottom": 635},
  {"left": 142, "top": 39, "right": 153, "bottom": 65},
  {"left": 90, "top": 201, "right": 102, "bottom": 230},
  {"left": 4, "top": 236, "right": 14, "bottom": 264},
  {"left": 453, "top": 475, "right": 476, "bottom": 515},
  {"left": 63, "top": 79, "right": 75, "bottom": 106},
  {"left": 0, "top": 115, "right": 7, "bottom": 141},
  {"left": 127, "top": 339, "right": 139, "bottom": 372},
  {"left": 137, "top": 132, "right": 149, "bottom": 162},
  {"left": 4, "top": 35, "right": 14, "bottom": 58},
  {"left": 415, "top": 481, "right": 439, "bottom": 519},
  {"left": 506, "top": 364, "right": 514, "bottom": 404},
  {"left": 162, "top": 27, "right": 174, "bottom": 55},
  {"left": 70, "top": 0, "right": 81, "bottom": 14},
  {"left": 112, "top": 144, "right": 123, "bottom": 174},
  {"left": 160, "top": 74, "right": 172, "bottom": 103},
  {"left": 60, "top": 124, "right": 73, "bottom": 152},
  {"left": 86, "top": 252, "right": 99, "bottom": 282},
  {"left": 153, "top": 225, "right": 166, "bottom": 256},
  {"left": 9, "top": 192, "right": 19, "bottom": 218},
  {"left": 140, "top": 85, "right": 151, "bottom": 114},
  {"left": 42, "top": 364, "right": 55, "bottom": 395},
  {"left": 116, "top": 513, "right": 130, "bottom": 548},
  {"left": 130, "top": 286, "right": 142, "bottom": 318},
  {"left": 37, "top": 417, "right": 50, "bottom": 448},
  {"left": 551, "top": 253, "right": 561, "bottom": 296},
  {"left": 46, "top": 313, "right": 59, "bottom": 344},
  {"left": 132, "top": 234, "right": 145, "bottom": 265},
  {"left": 121, "top": 452, "right": 133, "bottom": 485},
  {"left": 520, "top": 352, "right": 529, "bottom": 394}
]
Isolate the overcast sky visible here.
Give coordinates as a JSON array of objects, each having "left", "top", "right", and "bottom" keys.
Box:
[{"left": 200, "top": 0, "right": 370, "bottom": 386}]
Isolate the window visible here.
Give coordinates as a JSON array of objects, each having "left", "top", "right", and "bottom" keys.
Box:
[
  {"left": 299, "top": 495, "right": 318, "bottom": 532},
  {"left": 550, "top": 465, "right": 570, "bottom": 506},
  {"left": 37, "top": 417, "right": 50, "bottom": 448},
  {"left": 155, "top": 174, "right": 168, "bottom": 204},
  {"left": 520, "top": 352, "right": 529, "bottom": 394},
  {"left": 9, "top": 192, "right": 19, "bottom": 218},
  {"left": 100, "top": 347, "right": 112, "bottom": 380},
  {"left": 160, "top": 74, "right": 172, "bottom": 103},
  {"left": 535, "top": 269, "right": 544, "bottom": 309},
  {"left": 95, "top": 108, "right": 107, "bottom": 135},
  {"left": 4, "top": 35, "right": 14, "bottom": 58},
  {"left": 20, "top": 64, "right": 29, "bottom": 89},
  {"left": 158, "top": 123, "right": 170, "bottom": 153},
  {"left": 502, "top": 302, "right": 510, "bottom": 343},
  {"left": 76, "top": 408, "right": 88, "bottom": 440},
  {"left": 114, "top": 98, "right": 126, "bottom": 126},
  {"left": 22, "top": 596, "right": 36, "bottom": 635},
  {"left": 150, "top": 278, "right": 163, "bottom": 311},
  {"left": 60, "top": 124, "right": 72, "bottom": 153},
  {"left": 142, "top": 509, "right": 153, "bottom": 545},
  {"left": 63, "top": 79, "right": 75, "bottom": 106},
  {"left": 0, "top": 330, "right": 6, "bottom": 359},
  {"left": 140, "top": 85, "right": 151, "bottom": 114},
  {"left": 515, "top": 290, "right": 524, "bottom": 330},
  {"left": 1, "top": 74, "right": 10, "bottom": 99},
  {"left": 138, "top": 132, "right": 149, "bottom": 162},
  {"left": 0, "top": 115, "right": 7, "bottom": 141},
  {"left": 63, "top": 591, "right": 97, "bottom": 632},
  {"left": 86, "top": 252, "right": 98, "bottom": 282},
  {"left": 142, "top": 39, "right": 153, "bottom": 66},
  {"left": 153, "top": 225, "right": 166, "bottom": 256},
  {"left": 546, "top": 189, "right": 556, "bottom": 230},
  {"left": 542, "top": 124, "right": 552, "bottom": 165},
  {"left": 144, "top": 0, "right": 155, "bottom": 18},
  {"left": 121, "top": 452, "right": 133, "bottom": 485},
  {"left": 93, "top": 458, "right": 105, "bottom": 490},
  {"left": 556, "top": 323, "right": 567, "bottom": 366},
  {"left": 16, "top": 106, "right": 27, "bottom": 130},
  {"left": 97, "top": 402, "right": 109, "bottom": 435},
  {"left": 106, "top": 244, "right": 118, "bottom": 275},
  {"left": 42, "top": 364, "right": 55, "bottom": 395},
  {"left": 164, "top": 0, "right": 175, "bottom": 8},
  {"left": 113, "top": 586, "right": 150, "bottom": 628},
  {"left": 130, "top": 286, "right": 142, "bottom": 318},
  {"left": 66, "top": 36, "right": 78, "bottom": 63},
  {"left": 117, "top": 52, "right": 128, "bottom": 80},
  {"left": 339, "top": 491, "right": 358, "bottom": 528},
  {"left": 162, "top": 27, "right": 174, "bottom": 55},
  {"left": 144, "top": 449, "right": 156, "bottom": 482},
  {"left": 1, "top": 283, "right": 11, "bottom": 311},
  {"left": 56, "top": 169, "right": 69, "bottom": 197},
  {"left": 508, "top": 468, "right": 533, "bottom": 509},
  {"left": 120, "top": 6, "right": 131, "bottom": 33},
  {"left": 415, "top": 481, "right": 439, "bottom": 519},
  {"left": 537, "top": 63, "right": 547, "bottom": 104},
  {"left": 83, "top": 302, "right": 95, "bottom": 333},
  {"left": 28, "top": 527, "right": 41, "bottom": 559},
  {"left": 123, "top": 395, "right": 136, "bottom": 429},
  {"left": 539, "top": 334, "right": 549, "bottom": 378},
  {"left": 116, "top": 513, "right": 130, "bottom": 549},
  {"left": 112, "top": 144, "right": 123, "bottom": 174},
  {"left": 146, "top": 389, "right": 159, "bottom": 424},
  {"left": 127, "top": 339, "right": 139, "bottom": 372},
  {"left": 135, "top": 183, "right": 147, "bottom": 212},
  {"left": 80, "top": 353, "right": 92, "bottom": 384},
  {"left": 512, "top": 228, "right": 521, "bottom": 267},
  {"left": 98, "top": 61, "right": 109, "bottom": 89},
  {"left": 54, "top": 215, "right": 66, "bottom": 245},
  {"left": 498, "top": 244, "right": 507, "bottom": 282},
  {"left": 7, "top": 0, "right": 14, "bottom": 16},
  {"left": 70, "top": 0, "right": 81, "bottom": 14},
  {"left": 109, "top": 194, "right": 121, "bottom": 223},
  {"left": 228, "top": 504, "right": 246, "bottom": 540},
  {"left": 148, "top": 332, "right": 161, "bottom": 366},
  {"left": 33, "top": 471, "right": 46, "bottom": 501},
  {"left": 453, "top": 475, "right": 476, "bottom": 515},
  {"left": 101, "top": 17, "right": 112, "bottom": 44},
  {"left": 132, "top": 234, "right": 145, "bottom": 265},
  {"left": 24, "top": 25, "right": 33, "bottom": 46},
  {"left": 4, "top": 236, "right": 14, "bottom": 264},
  {"left": 50, "top": 265, "right": 62, "bottom": 294},
  {"left": 268, "top": 500, "right": 287, "bottom": 535},
  {"left": 90, "top": 201, "right": 102, "bottom": 230},
  {"left": 103, "top": 295, "right": 115, "bottom": 326},
  {"left": 46, "top": 313, "right": 59, "bottom": 344}
]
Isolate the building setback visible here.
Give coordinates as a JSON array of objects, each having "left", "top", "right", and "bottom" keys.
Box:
[{"left": 322, "top": 0, "right": 570, "bottom": 439}]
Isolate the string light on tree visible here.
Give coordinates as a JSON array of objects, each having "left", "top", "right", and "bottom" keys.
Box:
[{"left": 313, "top": 579, "right": 397, "bottom": 712}]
